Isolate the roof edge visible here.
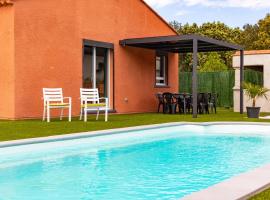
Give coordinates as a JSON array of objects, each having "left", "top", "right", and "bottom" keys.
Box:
[
  {"left": 140, "top": 0, "right": 178, "bottom": 35},
  {"left": 120, "top": 34, "right": 243, "bottom": 51},
  {"left": 234, "top": 50, "right": 270, "bottom": 56}
]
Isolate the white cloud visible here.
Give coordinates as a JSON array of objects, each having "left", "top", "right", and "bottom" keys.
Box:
[
  {"left": 144, "top": 0, "right": 270, "bottom": 9},
  {"left": 175, "top": 10, "right": 190, "bottom": 16},
  {"left": 144, "top": 0, "right": 179, "bottom": 8}
]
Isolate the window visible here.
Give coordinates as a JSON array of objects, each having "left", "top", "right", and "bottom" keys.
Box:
[
  {"left": 83, "top": 46, "right": 109, "bottom": 98},
  {"left": 155, "top": 52, "right": 168, "bottom": 86}
]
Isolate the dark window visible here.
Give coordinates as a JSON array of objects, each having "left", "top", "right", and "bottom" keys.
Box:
[
  {"left": 155, "top": 52, "right": 168, "bottom": 86},
  {"left": 83, "top": 46, "right": 109, "bottom": 97}
]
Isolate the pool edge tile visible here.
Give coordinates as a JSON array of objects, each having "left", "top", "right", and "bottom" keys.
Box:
[{"left": 181, "top": 163, "right": 270, "bottom": 200}]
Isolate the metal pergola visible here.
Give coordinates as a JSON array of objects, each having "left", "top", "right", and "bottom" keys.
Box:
[{"left": 120, "top": 34, "right": 244, "bottom": 118}]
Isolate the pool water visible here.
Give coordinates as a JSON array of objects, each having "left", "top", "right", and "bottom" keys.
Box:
[{"left": 1, "top": 125, "right": 270, "bottom": 200}]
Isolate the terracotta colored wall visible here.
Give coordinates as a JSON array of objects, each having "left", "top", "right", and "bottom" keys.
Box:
[
  {"left": 10, "top": 0, "right": 178, "bottom": 119},
  {"left": 115, "top": 47, "right": 178, "bottom": 113},
  {"left": 0, "top": 5, "right": 15, "bottom": 119}
]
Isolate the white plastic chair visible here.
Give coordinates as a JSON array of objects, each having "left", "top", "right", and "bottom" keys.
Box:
[
  {"left": 80, "top": 88, "right": 108, "bottom": 122},
  {"left": 42, "top": 88, "right": 72, "bottom": 122}
]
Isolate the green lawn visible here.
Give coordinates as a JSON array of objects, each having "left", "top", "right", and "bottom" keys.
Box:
[
  {"left": 0, "top": 109, "right": 269, "bottom": 142},
  {"left": 249, "top": 188, "right": 270, "bottom": 200}
]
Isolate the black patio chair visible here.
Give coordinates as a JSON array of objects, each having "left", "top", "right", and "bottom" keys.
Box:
[
  {"left": 173, "top": 93, "right": 185, "bottom": 114},
  {"left": 163, "top": 92, "right": 177, "bottom": 114},
  {"left": 155, "top": 93, "right": 165, "bottom": 113},
  {"left": 209, "top": 93, "right": 218, "bottom": 114},
  {"left": 198, "top": 93, "right": 210, "bottom": 114},
  {"left": 185, "top": 94, "right": 193, "bottom": 114}
]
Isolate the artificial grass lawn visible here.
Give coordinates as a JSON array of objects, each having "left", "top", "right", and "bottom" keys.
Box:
[
  {"left": 0, "top": 109, "right": 269, "bottom": 142},
  {"left": 249, "top": 188, "right": 270, "bottom": 200}
]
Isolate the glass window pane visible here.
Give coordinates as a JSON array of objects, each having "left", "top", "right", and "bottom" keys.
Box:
[
  {"left": 83, "top": 47, "right": 93, "bottom": 88},
  {"left": 96, "top": 47, "right": 107, "bottom": 97},
  {"left": 156, "top": 54, "right": 167, "bottom": 85}
]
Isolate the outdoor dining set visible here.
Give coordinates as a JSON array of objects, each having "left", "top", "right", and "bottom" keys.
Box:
[{"left": 156, "top": 92, "right": 218, "bottom": 115}]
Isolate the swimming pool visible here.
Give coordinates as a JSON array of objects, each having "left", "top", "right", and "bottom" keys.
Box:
[{"left": 1, "top": 124, "right": 270, "bottom": 200}]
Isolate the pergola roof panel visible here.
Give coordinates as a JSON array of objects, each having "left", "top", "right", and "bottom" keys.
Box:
[{"left": 120, "top": 34, "right": 243, "bottom": 53}]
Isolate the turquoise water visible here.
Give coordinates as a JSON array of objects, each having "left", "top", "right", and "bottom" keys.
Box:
[{"left": 1, "top": 125, "right": 270, "bottom": 200}]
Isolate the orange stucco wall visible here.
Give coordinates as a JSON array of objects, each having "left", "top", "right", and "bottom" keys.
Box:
[
  {"left": 0, "top": 5, "right": 15, "bottom": 119},
  {"left": 1, "top": 0, "right": 178, "bottom": 119}
]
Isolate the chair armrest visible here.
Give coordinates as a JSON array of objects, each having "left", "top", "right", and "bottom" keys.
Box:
[
  {"left": 99, "top": 97, "right": 108, "bottom": 102},
  {"left": 99, "top": 97, "right": 108, "bottom": 106},
  {"left": 99, "top": 97, "right": 108, "bottom": 100}
]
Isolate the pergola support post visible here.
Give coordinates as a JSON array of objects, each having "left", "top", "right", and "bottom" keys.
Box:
[
  {"left": 240, "top": 50, "right": 244, "bottom": 114},
  {"left": 192, "top": 39, "right": 198, "bottom": 118}
]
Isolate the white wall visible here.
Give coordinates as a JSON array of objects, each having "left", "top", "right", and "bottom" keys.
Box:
[{"left": 233, "top": 54, "right": 270, "bottom": 112}]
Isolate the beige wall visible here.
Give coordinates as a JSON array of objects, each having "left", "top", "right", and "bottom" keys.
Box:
[{"left": 233, "top": 53, "right": 270, "bottom": 112}]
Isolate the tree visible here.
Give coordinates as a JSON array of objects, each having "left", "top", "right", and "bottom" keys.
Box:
[
  {"left": 239, "top": 24, "right": 259, "bottom": 50},
  {"left": 170, "top": 13, "right": 270, "bottom": 72},
  {"left": 170, "top": 20, "right": 182, "bottom": 31},
  {"left": 238, "top": 13, "right": 270, "bottom": 50},
  {"left": 199, "top": 53, "right": 228, "bottom": 72},
  {"left": 170, "top": 21, "right": 241, "bottom": 71},
  {"left": 254, "top": 14, "right": 270, "bottom": 49}
]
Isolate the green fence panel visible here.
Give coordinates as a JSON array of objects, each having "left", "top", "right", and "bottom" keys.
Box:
[
  {"left": 244, "top": 70, "right": 263, "bottom": 86},
  {"left": 179, "top": 70, "right": 263, "bottom": 107}
]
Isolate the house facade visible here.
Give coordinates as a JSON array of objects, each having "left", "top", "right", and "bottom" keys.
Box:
[
  {"left": 0, "top": 0, "right": 179, "bottom": 119},
  {"left": 233, "top": 50, "right": 270, "bottom": 112}
]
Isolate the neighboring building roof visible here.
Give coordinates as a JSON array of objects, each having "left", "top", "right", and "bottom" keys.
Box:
[
  {"left": 0, "top": 0, "right": 13, "bottom": 7},
  {"left": 234, "top": 50, "right": 270, "bottom": 56},
  {"left": 141, "top": 0, "right": 178, "bottom": 35}
]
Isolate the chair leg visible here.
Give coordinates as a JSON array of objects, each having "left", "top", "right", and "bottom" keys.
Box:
[
  {"left": 84, "top": 108, "right": 87, "bottom": 122},
  {"left": 47, "top": 105, "right": 50, "bottom": 123},
  {"left": 164, "top": 104, "right": 168, "bottom": 114},
  {"left": 43, "top": 106, "right": 46, "bottom": 121},
  {"left": 60, "top": 108, "right": 63, "bottom": 120},
  {"left": 162, "top": 104, "right": 165, "bottom": 113},
  {"left": 206, "top": 106, "right": 209, "bottom": 114},
  {"left": 209, "top": 103, "right": 213, "bottom": 113},
  {"left": 68, "top": 105, "right": 72, "bottom": 122},
  {"left": 96, "top": 109, "right": 100, "bottom": 120},
  {"left": 79, "top": 107, "right": 83, "bottom": 120},
  {"left": 105, "top": 108, "right": 108, "bottom": 122}
]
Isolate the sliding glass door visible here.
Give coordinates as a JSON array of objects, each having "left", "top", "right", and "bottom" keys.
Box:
[
  {"left": 96, "top": 47, "right": 108, "bottom": 97},
  {"left": 83, "top": 46, "right": 110, "bottom": 98}
]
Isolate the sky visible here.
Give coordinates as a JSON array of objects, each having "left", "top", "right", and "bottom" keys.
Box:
[{"left": 144, "top": 0, "right": 270, "bottom": 28}]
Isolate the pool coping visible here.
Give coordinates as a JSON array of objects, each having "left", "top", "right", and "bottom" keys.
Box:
[
  {"left": 1, "top": 121, "right": 270, "bottom": 200},
  {"left": 182, "top": 163, "right": 270, "bottom": 200},
  {"left": 1, "top": 121, "right": 270, "bottom": 148}
]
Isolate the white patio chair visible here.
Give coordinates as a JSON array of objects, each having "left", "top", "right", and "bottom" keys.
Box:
[
  {"left": 80, "top": 88, "right": 108, "bottom": 122},
  {"left": 42, "top": 88, "right": 72, "bottom": 122}
]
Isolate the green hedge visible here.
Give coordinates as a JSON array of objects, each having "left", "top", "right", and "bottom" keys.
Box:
[{"left": 179, "top": 70, "right": 263, "bottom": 107}]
